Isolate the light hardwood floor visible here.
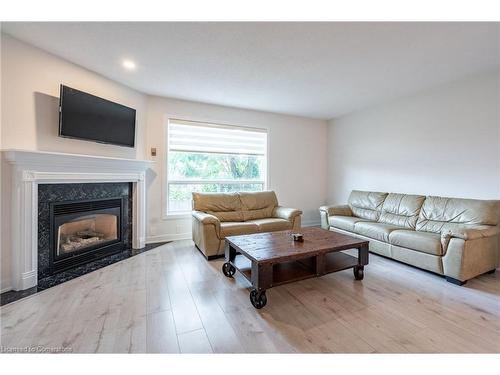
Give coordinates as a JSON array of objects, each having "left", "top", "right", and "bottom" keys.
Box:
[{"left": 1, "top": 240, "right": 499, "bottom": 353}]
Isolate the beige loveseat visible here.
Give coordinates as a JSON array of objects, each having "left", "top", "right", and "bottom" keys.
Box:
[
  {"left": 320, "top": 190, "right": 499, "bottom": 285},
  {"left": 192, "top": 191, "right": 302, "bottom": 259}
]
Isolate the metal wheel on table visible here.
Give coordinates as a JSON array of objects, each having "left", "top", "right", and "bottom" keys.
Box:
[
  {"left": 249, "top": 289, "right": 267, "bottom": 309},
  {"left": 353, "top": 265, "right": 364, "bottom": 280},
  {"left": 222, "top": 262, "right": 236, "bottom": 277}
]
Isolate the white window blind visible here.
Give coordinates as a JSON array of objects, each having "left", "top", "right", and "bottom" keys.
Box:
[
  {"left": 165, "top": 119, "right": 268, "bottom": 215},
  {"left": 168, "top": 120, "right": 267, "bottom": 156}
]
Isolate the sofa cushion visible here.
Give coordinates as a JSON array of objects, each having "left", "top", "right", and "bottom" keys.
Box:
[
  {"left": 220, "top": 222, "right": 259, "bottom": 238},
  {"left": 329, "top": 215, "right": 371, "bottom": 232},
  {"left": 240, "top": 191, "right": 278, "bottom": 221},
  {"left": 379, "top": 193, "right": 425, "bottom": 229},
  {"left": 416, "top": 196, "right": 499, "bottom": 234},
  {"left": 348, "top": 190, "right": 388, "bottom": 221},
  {"left": 353, "top": 222, "right": 402, "bottom": 242},
  {"left": 389, "top": 230, "right": 443, "bottom": 256},
  {"left": 192, "top": 192, "right": 244, "bottom": 222},
  {"left": 208, "top": 210, "right": 244, "bottom": 222},
  {"left": 247, "top": 218, "right": 292, "bottom": 232}
]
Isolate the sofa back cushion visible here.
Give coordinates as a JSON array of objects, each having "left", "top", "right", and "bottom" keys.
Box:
[
  {"left": 240, "top": 191, "right": 278, "bottom": 221},
  {"left": 348, "top": 190, "right": 388, "bottom": 221},
  {"left": 192, "top": 192, "right": 243, "bottom": 222},
  {"left": 379, "top": 193, "right": 425, "bottom": 229},
  {"left": 416, "top": 196, "right": 499, "bottom": 233}
]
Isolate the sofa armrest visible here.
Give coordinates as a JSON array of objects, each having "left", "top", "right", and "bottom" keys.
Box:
[
  {"left": 192, "top": 211, "right": 220, "bottom": 225},
  {"left": 192, "top": 211, "right": 223, "bottom": 256},
  {"left": 443, "top": 226, "right": 500, "bottom": 241},
  {"left": 273, "top": 206, "right": 302, "bottom": 222},
  {"left": 319, "top": 204, "right": 353, "bottom": 217}
]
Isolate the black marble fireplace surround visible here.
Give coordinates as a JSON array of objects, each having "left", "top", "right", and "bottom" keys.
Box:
[{"left": 38, "top": 182, "right": 133, "bottom": 279}]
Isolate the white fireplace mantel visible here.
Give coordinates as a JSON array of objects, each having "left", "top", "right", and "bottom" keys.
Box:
[{"left": 2, "top": 149, "right": 154, "bottom": 291}]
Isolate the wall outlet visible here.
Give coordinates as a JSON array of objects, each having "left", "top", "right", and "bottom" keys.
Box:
[{"left": 151, "top": 147, "right": 157, "bottom": 157}]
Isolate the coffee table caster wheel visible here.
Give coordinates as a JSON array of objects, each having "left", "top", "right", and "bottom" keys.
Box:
[
  {"left": 222, "top": 262, "right": 236, "bottom": 277},
  {"left": 353, "top": 265, "right": 364, "bottom": 280},
  {"left": 250, "top": 290, "right": 267, "bottom": 309}
]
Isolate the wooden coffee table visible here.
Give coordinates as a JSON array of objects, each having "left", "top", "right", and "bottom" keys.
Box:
[{"left": 222, "top": 227, "right": 369, "bottom": 309}]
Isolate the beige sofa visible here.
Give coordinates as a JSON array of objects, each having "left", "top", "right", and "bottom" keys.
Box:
[
  {"left": 192, "top": 191, "right": 302, "bottom": 259},
  {"left": 320, "top": 190, "right": 499, "bottom": 285}
]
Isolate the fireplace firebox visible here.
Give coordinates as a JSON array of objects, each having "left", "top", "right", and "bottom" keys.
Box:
[{"left": 49, "top": 197, "right": 127, "bottom": 273}]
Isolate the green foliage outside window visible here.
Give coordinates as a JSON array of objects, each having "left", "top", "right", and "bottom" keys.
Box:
[
  {"left": 168, "top": 152, "right": 263, "bottom": 181},
  {"left": 167, "top": 152, "right": 265, "bottom": 206}
]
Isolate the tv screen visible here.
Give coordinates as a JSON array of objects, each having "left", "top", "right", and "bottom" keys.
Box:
[{"left": 59, "top": 85, "right": 136, "bottom": 148}]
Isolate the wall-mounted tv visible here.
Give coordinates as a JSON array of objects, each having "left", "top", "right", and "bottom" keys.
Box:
[{"left": 59, "top": 85, "right": 136, "bottom": 148}]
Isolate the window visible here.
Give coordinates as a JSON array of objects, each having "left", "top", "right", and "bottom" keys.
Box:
[{"left": 166, "top": 119, "right": 268, "bottom": 215}]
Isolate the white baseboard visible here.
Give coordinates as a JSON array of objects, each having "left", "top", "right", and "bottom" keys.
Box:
[
  {"left": 302, "top": 220, "right": 321, "bottom": 227},
  {"left": 146, "top": 233, "right": 191, "bottom": 244},
  {"left": 18, "top": 270, "right": 37, "bottom": 291},
  {"left": 146, "top": 222, "right": 320, "bottom": 245},
  {"left": 1, "top": 286, "right": 13, "bottom": 294}
]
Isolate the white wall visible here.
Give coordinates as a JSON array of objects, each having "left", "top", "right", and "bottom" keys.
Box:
[
  {"left": 0, "top": 156, "right": 9, "bottom": 292},
  {"left": 327, "top": 70, "right": 500, "bottom": 204},
  {"left": 145, "top": 96, "right": 328, "bottom": 242}
]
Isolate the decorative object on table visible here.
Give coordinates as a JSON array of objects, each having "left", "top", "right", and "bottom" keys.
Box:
[{"left": 291, "top": 233, "right": 304, "bottom": 242}]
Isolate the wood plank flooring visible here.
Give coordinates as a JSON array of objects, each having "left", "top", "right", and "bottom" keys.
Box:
[{"left": 1, "top": 240, "right": 499, "bottom": 353}]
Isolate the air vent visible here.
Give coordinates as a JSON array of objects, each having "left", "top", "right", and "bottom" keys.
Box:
[{"left": 53, "top": 198, "right": 122, "bottom": 215}]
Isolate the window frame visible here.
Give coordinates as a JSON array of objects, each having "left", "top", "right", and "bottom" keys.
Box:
[{"left": 162, "top": 116, "right": 269, "bottom": 219}]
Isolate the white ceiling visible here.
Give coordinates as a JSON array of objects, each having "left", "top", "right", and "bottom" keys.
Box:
[{"left": 2, "top": 22, "right": 499, "bottom": 119}]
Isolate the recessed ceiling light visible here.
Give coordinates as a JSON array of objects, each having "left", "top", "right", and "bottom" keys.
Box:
[{"left": 122, "top": 59, "right": 136, "bottom": 70}]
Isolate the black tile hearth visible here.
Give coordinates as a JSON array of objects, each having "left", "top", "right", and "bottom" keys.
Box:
[{"left": 0, "top": 241, "right": 169, "bottom": 306}]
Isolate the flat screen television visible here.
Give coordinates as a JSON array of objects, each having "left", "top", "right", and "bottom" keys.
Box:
[{"left": 59, "top": 85, "right": 136, "bottom": 148}]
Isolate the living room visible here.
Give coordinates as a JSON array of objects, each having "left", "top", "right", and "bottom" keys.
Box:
[{"left": 1, "top": 1, "right": 499, "bottom": 372}]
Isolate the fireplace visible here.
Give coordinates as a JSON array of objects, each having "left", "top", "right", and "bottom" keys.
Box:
[
  {"left": 49, "top": 197, "right": 127, "bottom": 273},
  {"left": 36, "top": 182, "right": 133, "bottom": 280},
  {"left": 3, "top": 150, "right": 151, "bottom": 292}
]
